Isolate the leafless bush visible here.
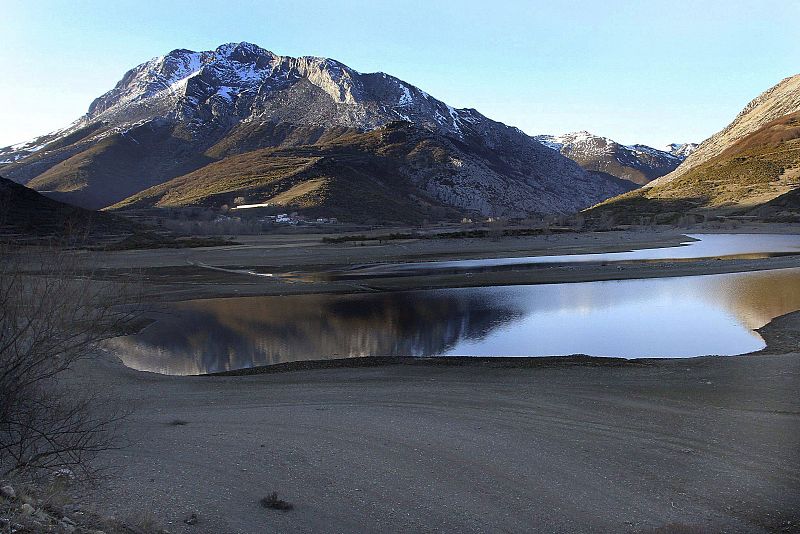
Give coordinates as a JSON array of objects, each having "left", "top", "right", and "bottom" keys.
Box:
[{"left": 0, "top": 246, "right": 141, "bottom": 479}]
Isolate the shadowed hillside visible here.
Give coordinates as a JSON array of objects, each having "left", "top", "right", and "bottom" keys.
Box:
[
  {"left": 0, "top": 175, "right": 139, "bottom": 243},
  {"left": 111, "top": 122, "right": 635, "bottom": 223},
  {"left": 0, "top": 176, "right": 229, "bottom": 248}
]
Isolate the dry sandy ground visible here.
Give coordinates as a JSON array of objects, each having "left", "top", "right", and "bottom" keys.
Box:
[
  {"left": 75, "top": 331, "right": 800, "bottom": 533},
  {"left": 53, "top": 224, "right": 800, "bottom": 301},
  {"left": 53, "top": 226, "right": 799, "bottom": 532}
]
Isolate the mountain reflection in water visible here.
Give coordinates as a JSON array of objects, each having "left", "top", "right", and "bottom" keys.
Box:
[
  {"left": 112, "top": 267, "right": 800, "bottom": 375},
  {"left": 112, "top": 291, "right": 524, "bottom": 375}
]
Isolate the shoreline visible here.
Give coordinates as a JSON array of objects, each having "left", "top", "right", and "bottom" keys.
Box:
[
  {"left": 203, "top": 309, "right": 800, "bottom": 377},
  {"left": 75, "top": 310, "right": 800, "bottom": 533},
  {"left": 57, "top": 229, "right": 800, "bottom": 532},
  {"left": 91, "top": 231, "right": 800, "bottom": 302},
  {"left": 124, "top": 254, "right": 800, "bottom": 302}
]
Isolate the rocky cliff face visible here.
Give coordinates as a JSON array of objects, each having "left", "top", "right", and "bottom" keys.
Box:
[{"left": 0, "top": 42, "right": 631, "bottom": 218}]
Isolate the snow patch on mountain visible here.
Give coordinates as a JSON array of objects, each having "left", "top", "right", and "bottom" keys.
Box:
[
  {"left": 4, "top": 41, "right": 638, "bottom": 217},
  {"left": 447, "top": 105, "right": 462, "bottom": 134},
  {"left": 398, "top": 83, "right": 413, "bottom": 106},
  {"left": 534, "top": 135, "right": 563, "bottom": 151},
  {"left": 533, "top": 130, "right": 693, "bottom": 185},
  {"left": 626, "top": 144, "right": 681, "bottom": 161},
  {"left": 535, "top": 131, "right": 620, "bottom": 157},
  {"left": 664, "top": 142, "right": 699, "bottom": 158}
]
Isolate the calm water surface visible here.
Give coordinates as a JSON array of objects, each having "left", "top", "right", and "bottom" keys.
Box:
[{"left": 113, "top": 266, "right": 800, "bottom": 375}]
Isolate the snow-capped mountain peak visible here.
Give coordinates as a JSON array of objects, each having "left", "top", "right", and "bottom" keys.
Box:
[
  {"left": 2, "top": 41, "right": 636, "bottom": 218},
  {"left": 47, "top": 41, "right": 481, "bottom": 141},
  {"left": 535, "top": 131, "right": 622, "bottom": 158},
  {"left": 2, "top": 43, "right": 476, "bottom": 163},
  {"left": 84, "top": 43, "right": 284, "bottom": 122},
  {"left": 534, "top": 131, "right": 695, "bottom": 185}
]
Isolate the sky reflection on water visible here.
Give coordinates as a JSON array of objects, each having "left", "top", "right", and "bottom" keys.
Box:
[{"left": 112, "top": 267, "right": 800, "bottom": 375}]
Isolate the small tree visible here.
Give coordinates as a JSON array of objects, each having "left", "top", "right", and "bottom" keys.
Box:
[{"left": 0, "top": 246, "right": 140, "bottom": 479}]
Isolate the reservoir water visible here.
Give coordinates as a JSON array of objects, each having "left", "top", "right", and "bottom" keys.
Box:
[{"left": 113, "top": 265, "right": 800, "bottom": 375}]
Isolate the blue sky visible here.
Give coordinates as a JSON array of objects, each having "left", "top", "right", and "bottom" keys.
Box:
[{"left": 2, "top": 0, "right": 798, "bottom": 148}]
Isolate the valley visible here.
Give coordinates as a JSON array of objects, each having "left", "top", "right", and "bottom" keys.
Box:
[{"left": 1, "top": 23, "right": 799, "bottom": 534}]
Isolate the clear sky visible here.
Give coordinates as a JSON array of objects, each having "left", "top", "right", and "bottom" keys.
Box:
[{"left": 2, "top": 0, "right": 798, "bottom": 149}]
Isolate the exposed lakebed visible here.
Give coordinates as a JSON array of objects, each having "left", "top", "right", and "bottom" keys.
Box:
[
  {"left": 324, "top": 233, "right": 800, "bottom": 278},
  {"left": 112, "top": 234, "right": 800, "bottom": 375}
]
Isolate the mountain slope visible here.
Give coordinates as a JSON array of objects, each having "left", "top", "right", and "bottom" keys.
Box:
[
  {"left": 534, "top": 131, "right": 690, "bottom": 185},
  {"left": 0, "top": 176, "right": 138, "bottom": 242},
  {"left": 650, "top": 73, "right": 800, "bottom": 189},
  {"left": 589, "top": 110, "right": 800, "bottom": 222},
  {"left": 2, "top": 42, "right": 630, "bottom": 219},
  {"left": 22, "top": 121, "right": 216, "bottom": 209},
  {"left": 112, "top": 121, "right": 633, "bottom": 223}
]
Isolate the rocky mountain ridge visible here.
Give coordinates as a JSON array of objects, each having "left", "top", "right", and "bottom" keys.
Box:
[
  {"left": 665, "top": 142, "right": 699, "bottom": 159},
  {"left": 534, "top": 131, "right": 695, "bottom": 185},
  {"left": 0, "top": 42, "right": 632, "bottom": 219}
]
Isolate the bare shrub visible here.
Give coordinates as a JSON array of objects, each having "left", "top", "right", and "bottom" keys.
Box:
[{"left": 0, "top": 246, "right": 140, "bottom": 479}]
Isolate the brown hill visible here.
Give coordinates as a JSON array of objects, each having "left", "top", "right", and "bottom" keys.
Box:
[
  {"left": 588, "top": 111, "right": 800, "bottom": 222},
  {"left": 112, "top": 122, "right": 635, "bottom": 223},
  {"left": 650, "top": 73, "right": 800, "bottom": 188}
]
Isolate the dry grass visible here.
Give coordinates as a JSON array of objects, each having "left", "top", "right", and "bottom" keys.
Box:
[{"left": 590, "top": 111, "right": 800, "bottom": 222}]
